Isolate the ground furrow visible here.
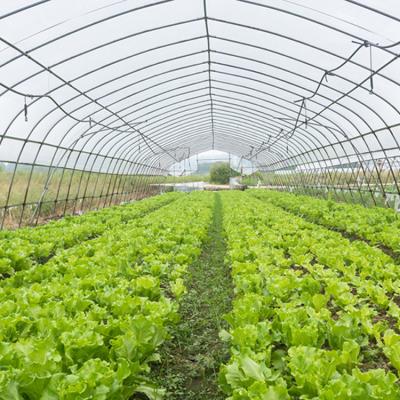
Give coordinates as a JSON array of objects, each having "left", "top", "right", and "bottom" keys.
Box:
[{"left": 150, "top": 193, "right": 232, "bottom": 399}]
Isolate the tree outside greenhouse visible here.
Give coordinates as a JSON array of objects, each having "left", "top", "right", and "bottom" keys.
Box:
[{"left": 209, "top": 162, "right": 240, "bottom": 184}]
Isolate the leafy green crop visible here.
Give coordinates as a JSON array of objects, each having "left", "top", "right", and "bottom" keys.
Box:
[
  {"left": 249, "top": 189, "right": 400, "bottom": 254},
  {"left": 219, "top": 191, "right": 400, "bottom": 399},
  {"left": 0, "top": 192, "right": 182, "bottom": 278},
  {"left": 0, "top": 192, "right": 213, "bottom": 399},
  {"left": 3, "top": 189, "right": 400, "bottom": 399}
]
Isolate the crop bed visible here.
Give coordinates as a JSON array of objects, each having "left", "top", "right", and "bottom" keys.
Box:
[
  {"left": 0, "top": 192, "right": 212, "bottom": 398},
  {"left": 249, "top": 190, "right": 400, "bottom": 255},
  {"left": 1, "top": 190, "right": 400, "bottom": 399},
  {"left": 0, "top": 192, "right": 182, "bottom": 278},
  {"left": 220, "top": 191, "right": 400, "bottom": 399}
]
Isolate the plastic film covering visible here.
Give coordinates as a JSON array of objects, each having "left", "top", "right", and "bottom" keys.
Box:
[{"left": 0, "top": 0, "right": 400, "bottom": 228}]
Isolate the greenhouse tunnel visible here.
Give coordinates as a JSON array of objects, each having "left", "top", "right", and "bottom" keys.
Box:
[{"left": 0, "top": 0, "right": 400, "bottom": 229}]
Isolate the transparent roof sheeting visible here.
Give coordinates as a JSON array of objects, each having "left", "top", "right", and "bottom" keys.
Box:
[{"left": 0, "top": 0, "right": 400, "bottom": 226}]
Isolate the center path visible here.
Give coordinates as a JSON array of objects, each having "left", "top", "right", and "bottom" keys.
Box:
[{"left": 151, "top": 193, "right": 232, "bottom": 399}]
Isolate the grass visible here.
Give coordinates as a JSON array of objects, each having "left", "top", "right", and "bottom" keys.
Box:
[
  {"left": 149, "top": 193, "right": 232, "bottom": 399},
  {"left": 0, "top": 168, "right": 166, "bottom": 208},
  {"left": 0, "top": 167, "right": 210, "bottom": 228}
]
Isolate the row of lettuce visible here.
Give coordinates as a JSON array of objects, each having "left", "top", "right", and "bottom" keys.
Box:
[
  {"left": 3, "top": 188, "right": 399, "bottom": 399},
  {"left": 249, "top": 189, "right": 400, "bottom": 254},
  {"left": 219, "top": 191, "right": 400, "bottom": 399},
  {"left": 0, "top": 192, "right": 182, "bottom": 278},
  {"left": 0, "top": 192, "right": 213, "bottom": 399}
]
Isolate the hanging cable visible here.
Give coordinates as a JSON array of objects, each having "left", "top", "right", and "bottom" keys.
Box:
[
  {"left": 288, "top": 97, "right": 305, "bottom": 138},
  {"left": 369, "top": 44, "right": 374, "bottom": 93},
  {"left": 297, "top": 41, "right": 365, "bottom": 106},
  {"left": 293, "top": 36, "right": 399, "bottom": 107},
  {"left": 248, "top": 129, "right": 283, "bottom": 160},
  {"left": 24, "top": 96, "right": 28, "bottom": 122},
  {"left": 0, "top": 35, "right": 179, "bottom": 162},
  {"left": 351, "top": 40, "right": 375, "bottom": 93},
  {"left": 0, "top": 80, "right": 177, "bottom": 161},
  {"left": 303, "top": 98, "right": 308, "bottom": 128},
  {"left": 281, "top": 37, "right": 399, "bottom": 144},
  {"left": 373, "top": 40, "right": 400, "bottom": 49}
]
